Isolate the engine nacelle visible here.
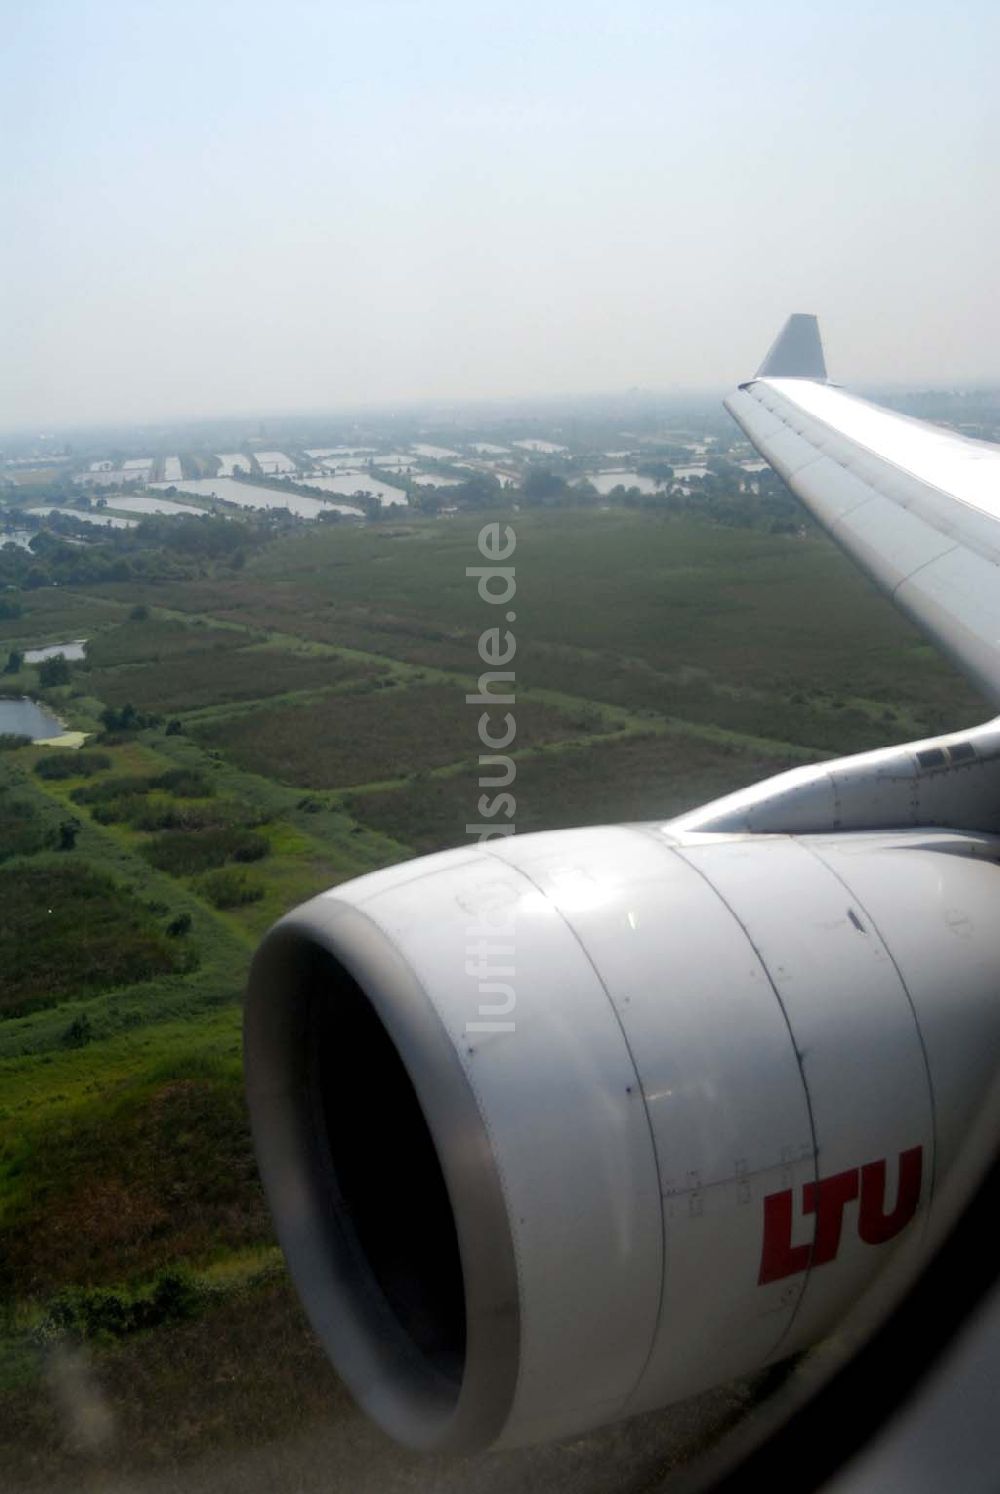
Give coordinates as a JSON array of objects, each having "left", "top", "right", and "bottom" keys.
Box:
[{"left": 244, "top": 823, "right": 1000, "bottom": 1452}]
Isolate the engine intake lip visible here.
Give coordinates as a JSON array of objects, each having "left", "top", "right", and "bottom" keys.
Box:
[{"left": 244, "top": 894, "right": 521, "bottom": 1452}]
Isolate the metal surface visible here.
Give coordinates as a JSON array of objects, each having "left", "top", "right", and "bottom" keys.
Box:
[
  {"left": 245, "top": 823, "right": 1000, "bottom": 1453},
  {"left": 726, "top": 374, "right": 1000, "bottom": 703},
  {"left": 756, "top": 313, "right": 828, "bottom": 379},
  {"left": 669, "top": 717, "right": 1000, "bottom": 836}
]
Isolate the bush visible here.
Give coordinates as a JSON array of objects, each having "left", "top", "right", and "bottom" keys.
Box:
[
  {"left": 144, "top": 826, "right": 269, "bottom": 876},
  {"left": 61, "top": 1013, "right": 93, "bottom": 1048},
  {"left": 127, "top": 798, "right": 239, "bottom": 832},
  {"left": 57, "top": 819, "right": 79, "bottom": 851},
  {"left": 152, "top": 767, "right": 212, "bottom": 797},
  {"left": 98, "top": 702, "right": 160, "bottom": 733},
  {"left": 37, "top": 1270, "right": 200, "bottom": 1346},
  {"left": 71, "top": 768, "right": 214, "bottom": 826},
  {"left": 38, "top": 655, "right": 71, "bottom": 687},
  {"left": 195, "top": 866, "right": 265, "bottom": 909},
  {"left": 0, "top": 733, "right": 31, "bottom": 751},
  {"left": 0, "top": 793, "right": 53, "bottom": 860},
  {"left": 34, "top": 749, "right": 111, "bottom": 780},
  {"left": 0, "top": 862, "right": 189, "bottom": 1015}
]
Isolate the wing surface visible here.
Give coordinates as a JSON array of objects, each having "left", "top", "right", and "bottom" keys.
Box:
[{"left": 726, "top": 317, "right": 1000, "bottom": 705}]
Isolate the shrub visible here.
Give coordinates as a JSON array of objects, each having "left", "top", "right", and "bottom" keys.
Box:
[
  {"left": 0, "top": 793, "right": 52, "bottom": 860},
  {"left": 61, "top": 1013, "right": 93, "bottom": 1048},
  {"left": 0, "top": 733, "right": 31, "bottom": 751},
  {"left": 34, "top": 749, "right": 111, "bottom": 780},
  {"left": 71, "top": 768, "right": 216, "bottom": 828},
  {"left": 38, "top": 655, "right": 71, "bottom": 687},
  {"left": 127, "top": 798, "right": 239, "bottom": 833},
  {"left": 0, "top": 862, "right": 188, "bottom": 1015},
  {"left": 195, "top": 866, "right": 264, "bottom": 909},
  {"left": 37, "top": 1270, "right": 200, "bottom": 1346},
  {"left": 144, "top": 826, "right": 269, "bottom": 876},
  {"left": 98, "top": 702, "right": 160, "bottom": 733},
  {"left": 57, "top": 819, "right": 80, "bottom": 851},
  {"left": 152, "top": 767, "right": 212, "bottom": 797},
  {"left": 71, "top": 772, "right": 153, "bottom": 809}
]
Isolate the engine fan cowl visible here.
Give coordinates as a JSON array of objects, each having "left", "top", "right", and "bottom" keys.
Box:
[{"left": 244, "top": 824, "right": 1000, "bottom": 1451}]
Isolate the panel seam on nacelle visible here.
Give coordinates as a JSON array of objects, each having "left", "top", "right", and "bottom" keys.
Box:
[
  {"left": 481, "top": 840, "right": 668, "bottom": 1412},
  {"left": 646, "top": 828, "right": 820, "bottom": 1362},
  {"left": 794, "top": 839, "right": 939, "bottom": 1240}
]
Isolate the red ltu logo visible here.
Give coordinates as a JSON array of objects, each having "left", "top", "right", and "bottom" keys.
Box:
[{"left": 758, "top": 1146, "right": 923, "bottom": 1285}]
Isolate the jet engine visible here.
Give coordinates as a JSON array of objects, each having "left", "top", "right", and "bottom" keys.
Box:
[{"left": 243, "top": 822, "right": 1000, "bottom": 1452}]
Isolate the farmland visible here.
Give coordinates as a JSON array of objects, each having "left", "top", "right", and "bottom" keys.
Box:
[
  {"left": 346, "top": 730, "right": 801, "bottom": 856},
  {"left": 88, "top": 644, "right": 382, "bottom": 714},
  {"left": 0, "top": 505, "right": 989, "bottom": 1486},
  {"left": 193, "top": 680, "right": 610, "bottom": 789}
]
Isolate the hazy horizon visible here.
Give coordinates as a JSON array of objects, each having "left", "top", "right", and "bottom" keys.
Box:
[{"left": 4, "top": 0, "right": 999, "bottom": 429}]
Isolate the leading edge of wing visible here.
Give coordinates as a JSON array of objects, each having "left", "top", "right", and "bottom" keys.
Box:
[{"left": 726, "top": 321, "right": 1000, "bottom": 706}]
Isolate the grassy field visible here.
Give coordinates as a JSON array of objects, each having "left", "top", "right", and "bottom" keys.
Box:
[
  {"left": 84, "top": 617, "right": 247, "bottom": 668},
  {"left": 0, "top": 861, "right": 191, "bottom": 1017},
  {"left": 86, "top": 644, "right": 384, "bottom": 714},
  {"left": 193, "top": 680, "right": 611, "bottom": 789},
  {"left": 346, "top": 729, "right": 801, "bottom": 855},
  {"left": 0, "top": 506, "right": 990, "bottom": 1484}
]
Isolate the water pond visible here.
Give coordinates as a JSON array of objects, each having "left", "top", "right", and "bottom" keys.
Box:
[
  {"left": 22, "top": 640, "right": 88, "bottom": 664},
  {"left": 0, "top": 697, "right": 65, "bottom": 740}
]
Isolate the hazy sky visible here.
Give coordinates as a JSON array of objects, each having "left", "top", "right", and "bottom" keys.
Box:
[{"left": 3, "top": 0, "right": 999, "bottom": 428}]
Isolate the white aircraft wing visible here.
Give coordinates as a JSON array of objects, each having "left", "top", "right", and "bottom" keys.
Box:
[{"left": 726, "top": 315, "right": 1000, "bottom": 706}]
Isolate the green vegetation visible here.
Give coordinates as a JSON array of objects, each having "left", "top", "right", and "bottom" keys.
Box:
[
  {"left": 347, "top": 731, "right": 799, "bottom": 855},
  {"left": 195, "top": 866, "right": 265, "bottom": 908},
  {"left": 87, "top": 643, "right": 380, "bottom": 714},
  {"left": 34, "top": 1270, "right": 200, "bottom": 1346},
  {"left": 143, "top": 826, "right": 269, "bottom": 876},
  {"left": 36, "top": 655, "right": 71, "bottom": 688},
  {"left": 33, "top": 749, "right": 111, "bottom": 780},
  {"left": 0, "top": 513, "right": 287, "bottom": 595},
  {"left": 0, "top": 862, "right": 190, "bottom": 1017},
  {"left": 0, "top": 1062, "right": 265, "bottom": 1300},
  {"left": 0, "top": 792, "right": 54, "bottom": 861},
  {"left": 85, "top": 617, "right": 243, "bottom": 669},
  {"left": 194, "top": 681, "right": 609, "bottom": 788}
]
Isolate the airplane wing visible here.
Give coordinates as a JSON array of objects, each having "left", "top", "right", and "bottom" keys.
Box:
[{"left": 726, "top": 315, "right": 1000, "bottom": 706}]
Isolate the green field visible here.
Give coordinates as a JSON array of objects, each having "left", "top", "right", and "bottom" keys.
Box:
[
  {"left": 346, "top": 729, "right": 801, "bottom": 854},
  {"left": 0, "top": 508, "right": 989, "bottom": 1482},
  {"left": 87, "top": 644, "right": 382, "bottom": 714},
  {"left": 193, "top": 680, "right": 610, "bottom": 788}
]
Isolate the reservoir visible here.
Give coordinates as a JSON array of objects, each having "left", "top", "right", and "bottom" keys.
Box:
[
  {"left": 0, "top": 697, "right": 65, "bottom": 741},
  {"left": 583, "top": 471, "right": 661, "bottom": 496},
  {"left": 23, "top": 640, "right": 88, "bottom": 664},
  {"left": 1, "top": 530, "right": 38, "bottom": 550}
]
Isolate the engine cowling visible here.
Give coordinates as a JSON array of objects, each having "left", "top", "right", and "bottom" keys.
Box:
[{"left": 243, "top": 823, "right": 1000, "bottom": 1452}]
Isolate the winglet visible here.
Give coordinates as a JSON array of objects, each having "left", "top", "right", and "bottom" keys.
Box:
[{"left": 756, "top": 314, "right": 827, "bottom": 380}]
